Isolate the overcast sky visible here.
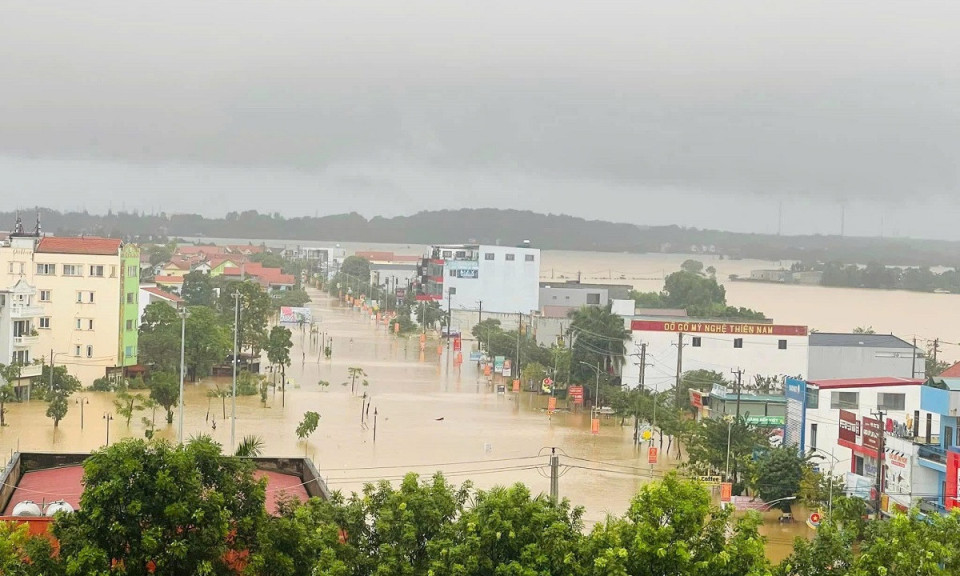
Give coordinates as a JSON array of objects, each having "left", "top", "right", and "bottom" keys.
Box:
[{"left": 2, "top": 2, "right": 958, "bottom": 238}]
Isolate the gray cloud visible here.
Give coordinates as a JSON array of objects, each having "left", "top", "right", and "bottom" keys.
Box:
[{"left": 1, "top": 1, "right": 959, "bottom": 235}]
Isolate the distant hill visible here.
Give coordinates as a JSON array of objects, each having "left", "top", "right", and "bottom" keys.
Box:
[{"left": 3, "top": 208, "right": 959, "bottom": 267}]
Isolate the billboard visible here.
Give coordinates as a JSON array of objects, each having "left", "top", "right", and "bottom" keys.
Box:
[
  {"left": 784, "top": 377, "right": 807, "bottom": 451},
  {"left": 279, "top": 306, "right": 312, "bottom": 325},
  {"left": 839, "top": 410, "right": 859, "bottom": 444},
  {"left": 494, "top": 356, "right": 505, "bottom": 373},
  {"left": 631, "top": 320, "right": 808, "bottom": 336},
  {"left": 862, "top": 416, "right": 882, "bottom": 452}
]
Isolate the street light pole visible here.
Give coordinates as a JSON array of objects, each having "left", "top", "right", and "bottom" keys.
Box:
[
  {"left": 103, "top": 412, "right": 113, "bottom": 446},
  {"left": 76, "top": 397, "right": 88, "bottom": 430},
  {"left": 231, "top": 290, "right": 240, "bottom": 452},
  {"left": 579, "top": 361, "right": 602, "bottom": 415},
  {"left": 809, "top": 447, "right": 840, "bottom": 517},
  {"left": 178, "top": 307, "right": 187, "bottom": 444}
]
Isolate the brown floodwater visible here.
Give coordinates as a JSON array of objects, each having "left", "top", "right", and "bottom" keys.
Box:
[{"left": 0, "top": 286, "right": 812, "bottom": 560}]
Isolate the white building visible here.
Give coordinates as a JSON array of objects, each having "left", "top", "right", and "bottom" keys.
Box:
[
  {"left": 808, "top": 333, "right": 923, "bottom": 380},
  {"left": 785, "top": 376, "right": 939, "bottom": 511},
  {"left": 138, "top": 284, "right": 183, "bottom": 322},
  {"left": 417, "top": 244, "right": 540, "bottom": 315},
  {"left": 0, "top": 278, "right": 44, "bottom": 382},
  {"left": 623, "top": 316, "right": 809, "bottom": 393}
]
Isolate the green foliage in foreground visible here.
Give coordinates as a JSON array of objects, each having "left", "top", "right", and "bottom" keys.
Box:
[{"left": 5, "top": 438, "right": 960, "bottom": 576}]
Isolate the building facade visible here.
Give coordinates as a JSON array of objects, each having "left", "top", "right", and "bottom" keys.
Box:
[
  {"left": 624, "top": 317, "right": 809, "bottom": 394},
  {"left": 0, "top": 233, "right": 140, "bottom": 384},
  {"left": 808, "top": 333, "right": 922, "bottom": 380},
  {"left": 416, "top": 244, "right": 540, "bottom": 314},
  {"left": 0, "top": 279, "right": 44, "bottom": 382},
  {"left": 538, "top": 281, "right": 632, "bottom": 318}
]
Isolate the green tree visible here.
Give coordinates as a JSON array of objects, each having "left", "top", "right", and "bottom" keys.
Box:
[
  {"left": 754, "top": 446, "right": 808, "bottom": 509},
  {"left": 340, "top": 255, "right": 371, "bottom": 283},
  {"left": 427, "top": 483, "right": 584, "bottom": 576},
  {"left": 114, "top": 389, "right": 147, "bottom": 427},
  {"left": 852, "top": 326, "right": 875, "bottom": 334},
  {"left": 32, "top": 364, "right": 82, "bottom": 401},
  {"left": 184, "top": 306, "right": 231, "bottom": 381},
  {"left": 687, "top": 416, "right": 767, "bottom": 487},
  {"left": 46, "top": 393, "right": 69, "bottom": 428},
  {"left": 180, "top": 270, "right": 217, "bottom": 307},
  {"left": 775, "top": 520, "right": 854, "bottom": 576},
  {"left": 138, "top": 301, "right": 182, "bottom": 374},
  {"left": 0, "top": 363, "right": 23, "bottom": 427},
  {"left": 580, "top": 473, "right": 769, "bottom": 576},
  {"left": 416, "top": 301, "right": 446, "bottom": 329},
  {"left": 296, "top": 411, "right": 320, "bottom": 443},
  {"left": 926, "top": 341, "right": 950, "bottom": 378},
  {"left": 681, "top": 259, "right": 705, "bottom": 274},
  {"left": 567, "top": 303, "right": 629, "bottom": 385},
  {"left": 266, "top": 326, "right": 293, "bottom": 386},
  {"left": 145, "top": 244, "right": 173, "bottom": 266},
  {"left": 346, "top": 367, "right": 367, "bottom": 396},
  {"left": 148, "top": 371, "right": 180, "bottom": 424},
  {"left": 234, "top": 434, "right": 265, "bottom": 457},
  {"left": 54, "top": 437, "right": 266, "bottom": 575},
  {"left": 274, "top": 288, "right": 311, "bottom": 308},
  {"left": 471, "top": 318, "right": 502, "bottom": 350},
  {"left": 218, "top": 281, "right": 272, "bottom": 355}
]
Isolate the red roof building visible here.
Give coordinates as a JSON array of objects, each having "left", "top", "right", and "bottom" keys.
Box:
[
  {"left": 940, "top": 362, "right": 960, "bottom": 378},
  {"left": 36, "top": 236, "right": 123, "bottom": 255}
]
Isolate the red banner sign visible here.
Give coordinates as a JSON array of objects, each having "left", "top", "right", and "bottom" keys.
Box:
[
  {"left": 839, "top": 410, "right": 859, "bottom": 444},
  {"left": 648, "top": 447, "right": 658, "bottom": 464},
  {"left": 690, "top": 389, "right": 704, "bottom": 409},
  {"left": 720, "top": 483, "right": 733, "bottom": 503},
  {"left": 591, "top": 418, "right": 600, "bottom": 434},
  {"left": 630, "top": 320, "right": 808, "bottom": 336},
  {"left": 862, "top": 417, "right": 882, "bottom": 452},
  {"left": 453, "top": 337, "right": 461, "bottom": 351},
  {"left": 568, "top": 385, "right": 584, "bottom": 405}
]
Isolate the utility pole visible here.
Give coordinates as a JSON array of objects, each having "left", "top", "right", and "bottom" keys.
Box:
[
  {"left": 549, "top": 448, "right": 559, "bottom": 502},
  {"left": 477, "top": 300, "right": 483, "bottom": 352},
  {"left": 871, "top": 409, "right": 887, "bottom": 519},
  {"left": 516, "top": 313, "right": 523, "bottom": 379},
  {"left": 639, "top": 343, "right": 647, "bottom": 391},
  {"left": 446, "top": 289, "right": 453, "bottom": 347},
  {"left": 373, "top": 407, "right": 378, "bottom": 443},
  {"left": 731, "top": 368, "right": 744, "bottom": 419},
  {"left": 933, "top": 338, "right": 940, "bottom": 369},
  {"left": 912, "top": 337, "right": 918, "bottom": 378},
  {"left": 674, "top": 332, "right": 684, "bottom": 408},
  {"left": 178, "top": 307, "right": 187, "bottom": 445}
]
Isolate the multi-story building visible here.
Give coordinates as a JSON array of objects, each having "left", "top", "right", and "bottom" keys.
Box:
[
  {"left": 538, "top": 281, "right": 632, "bottom": 318},
  {"left": 415, "top": 243, "right": 540, "bottom": 315},
  {"left": 0, "top": 226, "right": 140, "bottom": 384},
  {"left": 808, "top": 333, "right": 923, "bottom": 379},
  {"left": 0, "top": 278, "right": 44, "bottom": 385}
]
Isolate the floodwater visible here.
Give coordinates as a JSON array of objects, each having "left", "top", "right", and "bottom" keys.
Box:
[{"left": 14, "top": 242, "right": 937, "bottom": 560}]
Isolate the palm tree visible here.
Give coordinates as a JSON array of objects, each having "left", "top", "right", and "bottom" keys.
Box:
[
  {"left": 234, "top": 435, "right": 265, "bottom": 457},
  {"left": 567, "top": 304, "right": 630, "bottom": 383}
]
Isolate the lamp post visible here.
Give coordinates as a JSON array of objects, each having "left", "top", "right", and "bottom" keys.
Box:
[
  {"left": 579, "top": 361, "right": 602, "bottom": 415},
  {"left": 724, "top": 415, "right": 734, "bottom": 480},
  {"left": 103, "top": 412, "right": 114, "bottom": 446},
  {"left": 761, "top": 496, "right": 798, "bottom": 512},
  {"left": 76, "top": 397, "right": 89, "bottom": 430},
  {"left": 231, "top": 290, "right": 240, "bottom": 452},
  {"left": 178, "top": 306, "right": 188, "bottom": 444},
  {"left": 809, "top": 447, "right": 840, "bottom": 516}
]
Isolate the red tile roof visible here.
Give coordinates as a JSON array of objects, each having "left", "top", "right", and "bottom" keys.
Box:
[
  {"left": 36, "top": 236, "right": 122, "bottom": 255},
  {"left": 154, "top": 275, "right": 184, "bottom": 285},
  {"left": 808, "top": 377, "right": 924, "bottom": 389},
  {"left": 940, "top": 362, "right": 960, "bottom": 378},
  {"left": 141, "top": 286, "right": 183, "bottom": 303}
]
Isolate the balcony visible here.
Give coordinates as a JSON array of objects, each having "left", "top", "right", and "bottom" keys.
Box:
[
  {"left": 18, "top": 364, "right": 42, "bottom": 378},
  {"left": 10, "top": 304, "right": 43, "bottom": 318},
  {"left": 13, "top": 334, "right": 39, "bottom": 347},
  {"left": 917, "top": 443, "right": 947, "bottom": 467}
]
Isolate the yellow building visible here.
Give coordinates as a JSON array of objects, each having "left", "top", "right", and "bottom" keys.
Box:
[{"left": 0, "top": 233, "right": 140, "bottom": 385}]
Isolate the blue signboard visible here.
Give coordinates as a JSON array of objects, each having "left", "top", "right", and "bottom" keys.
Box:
[{"left": 784, "top": 377, "right": 807, "bottom": 452}]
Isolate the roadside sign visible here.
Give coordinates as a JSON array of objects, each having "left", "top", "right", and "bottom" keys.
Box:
[
  {"left": 720, "top": 483, "right": 733, "bottom": 503},
  {"left": 648, "top": 447, "right": 658, "bottom": 464},
  {"left": 568, "top": 385, "right": 584, "bottom": 406},
  {"left": 512, "top": 379, "right": 520, "bottom": 392},
  {"left": 591, "top": 418, "right": 600, "bottom": 434},
  {"left": 807, "top": 512, "right": 822, "bottom": 529},
  {"left": 547, "top": 397, "right": 557, "bottom": 413}
]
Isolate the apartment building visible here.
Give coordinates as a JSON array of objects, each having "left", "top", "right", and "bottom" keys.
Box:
[
  {"left": 0, "top": 278, "right": 44, "bottom": 384},
  {"left": 0, "top": 228, "right": 140, "bottom": 384}
]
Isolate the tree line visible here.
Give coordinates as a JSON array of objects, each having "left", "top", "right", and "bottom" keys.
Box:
[
  {"left": 10, "top": 207, "right": 960, "bottom": 268},
  {"left": 2, "top": 437, "right": 957, "bottom": 576},
  {"left": 630, "top": 260, "right": 768, "bottom": 320}
]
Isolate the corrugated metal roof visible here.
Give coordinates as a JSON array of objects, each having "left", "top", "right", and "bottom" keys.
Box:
[
  {"left": 808, "top": 377, "right": 923, "bottom": 389},
  {"left": 809, "top": 332, "right": 915, "bottom": 349}
]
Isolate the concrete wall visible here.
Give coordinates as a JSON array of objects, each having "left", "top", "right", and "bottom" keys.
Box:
[{"left": 808, "top": 346, "right": 921, "bottom": 380}]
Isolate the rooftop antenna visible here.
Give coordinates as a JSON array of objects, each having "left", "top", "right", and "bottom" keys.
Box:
[
  {"left": 34, "top": 209, "right": 41, "bottom": 236},
  {"left": 12, "top": 211, "right": 23, "bottom": 235}
]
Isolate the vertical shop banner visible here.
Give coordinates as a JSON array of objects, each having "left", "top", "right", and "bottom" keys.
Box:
[
  {"left": 648, "top": 447, "right": 658, "bottom": 464},
  {"left": 839, "top": 410, "right": 859, "bottom": 444}
]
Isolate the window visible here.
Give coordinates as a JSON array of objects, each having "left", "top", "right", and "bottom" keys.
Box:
[
  {"left": 125, "top": 346, "right": 134, "bottom": 358},
  {"left": 75, "top": 318, "right": 82, "bottom": 330},
  {"left": 449, "top": 269, "right": 457, "bottom": 277},
  {"left": 89, "top": 265, "right": 104, "bottom": 277},
  {"left": 878, "top": 392, "right": 905, "bottom": 411},
  {"left": 75, "top": 291, "right": 94, "bottom": 303},
  {"left": 692, "top": 337, "right": 702, "bottom": 347},
  {"left": 525, "top": 254, "right": 535, "bottom": 262},
  {"left": 6, "top": 262, "right": 10, "bottom": 274},
  {"left": 806, "top": 387, "right": 819, "bottom": 409},
  {"left": 39, "top": 317, "right": 50, "bottom": 329},
  {"left": 126, "top": 292, "right": 135, "bottom": 304},
  {"left": 18, "top": 263, "right": 24, "bottom": 274},
  {"left": 778, "top": 339, "right": 787, "bottom": 350},
  {"left": 39, "top": 290, "right": 51, "bottom": 302},
  {"left": 442, "top": 250, "right": 452, "bottom": 258},
  {"left": 733, "top": 338, "right": 743, "bottom": 348},
  {"left": 36, "top": 263, "right": 55, "bottom": 275},
  {"left": 586, "top": 293, "right": 601, "bottom": 305},
  {"left": 74, "top": 345, "right": 81, "bottom": 357},
  {"left": 127, "top": 265, "right": 137, "bottom": 277},
  {"left": 86, "top": 345, "right": 93, "bottom": 358},
  {"left": 88, "top": 292, "right": 94, "bottom": 303},
  {"left": 810, "top": 423, "right": 818, "bottom": 450},
  {"left": 76, "top": 292, "right": 82, "bottom": 303},
  {"left": 505, "top": 254, "right": 515, "bottom": 261},
  {"left": 854, "top": 455, "right": 864, "bottom": 476},
  {"left": 126, "top": 319, "right": 134, "bottom": 331},
  {"left": 87, "top": 319, "right": 94, "bottom": 330},
  {"left": 830, "top": 391, "right": 859, "bottom": 410},
  {"left": 485, "top": 253, "right": 495, "bottom": 260},
  {"left": 455, "top": 250, "right": 466, "bottom": 259},
  {"left": 63, "top": 264, "right": 82, "bottom": 276},
  {"left": 110, "top": 265, "right": 117, "bottom": 278}
]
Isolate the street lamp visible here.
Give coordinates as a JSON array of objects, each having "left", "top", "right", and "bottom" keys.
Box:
[
  {"left": 103, "top": 412, "right": 114, "bottom": 446},
  {"left": 76, "top": 397, "right": 89, "bottom": 430},
  {"left": 761, "top": 496, "right": 797, "bottom": 512},
  {"left": 808, "top": 447, "right": 840, "bottom": 516},
  {"left": 724, "top": 414, "right": 735, "bottom": 480},
  {"left": 178, "top": 306, "right": 189, "bottom": 445},
  {"left": 579, "top": 361, "right": 602, "bottom": 414},
  {"left": 231, "top": 290, "right": 240, "bottom": 453}
]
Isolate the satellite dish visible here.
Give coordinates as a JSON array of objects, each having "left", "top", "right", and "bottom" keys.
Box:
[
  {"left": 45, "top": 500, "right": 75, "bottom": 516},
  {"left": 12, "top": 501, "right": 42, "bottom": 517}
]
